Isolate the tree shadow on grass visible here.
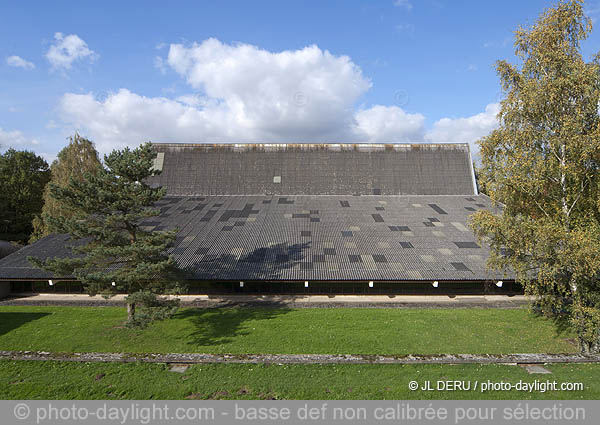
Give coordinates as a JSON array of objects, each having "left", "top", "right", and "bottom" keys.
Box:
[
  {"left": 0, "top": 312, "right": 51, "bottom": 337},
  {"left": 529, "top": 301, "right": 572, "bottom": 334},
  {"left": 530, "top": 304, "right": 577, "bottom": 351},
  {"left": 176, "top": 305, "right": 292, "bottom": 348},
  {"left": 178, "top": 242, "right": 310, "bottom": 348}
]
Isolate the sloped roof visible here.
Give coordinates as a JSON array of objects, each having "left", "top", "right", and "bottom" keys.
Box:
[
  {"left": 0, "top": 234, "right": 85, "bottom": 280},
  {"left": 0, "top": 194, "right": 511, "bottom": 282},
  {"left": 147, "top": 143, "right": 478, "bottom": 196},
  {"left": 0, "top": 241, "right": 21, "bottom": 260},
  {"left": 0, "top": 142, "right": 510, "bottom": 283}
]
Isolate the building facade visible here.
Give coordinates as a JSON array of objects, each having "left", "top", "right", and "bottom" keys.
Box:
[{"left": 0, "top": 143, "right": 515, "bottom": 297}]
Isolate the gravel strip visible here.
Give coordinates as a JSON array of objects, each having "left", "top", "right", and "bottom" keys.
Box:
[{"left": 1, "top": 350, "right": 598, "bottom": 365}]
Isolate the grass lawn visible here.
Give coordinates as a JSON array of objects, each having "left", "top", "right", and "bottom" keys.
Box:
[
  {"left": 0, "top": 360, "right": 597, "bottom": 400},
  {"left": 0, "top": 306, "right": 575, "bottom": 355}
]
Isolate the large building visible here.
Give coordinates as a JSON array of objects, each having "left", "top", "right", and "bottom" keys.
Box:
[{"left": 0, "top": 143, "right": 515, "bottom": 296}]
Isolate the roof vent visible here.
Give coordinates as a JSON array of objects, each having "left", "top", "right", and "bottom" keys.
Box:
[{"left": 273, "top": 176, "right": 281, "bottom": 183}]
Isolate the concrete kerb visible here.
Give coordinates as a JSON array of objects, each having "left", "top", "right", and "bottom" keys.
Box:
[
  {"left": 1, "top": 350, "right": 598, "bottom": 365},
  {"left": 0, "top": 294, "right": 529, "bottom": 309}
]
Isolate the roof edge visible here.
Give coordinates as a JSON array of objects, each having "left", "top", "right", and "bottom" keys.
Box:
[
  {"left": 467, "top": 144, "right": 478, "bottom": 196},
  {"left": 150, "top": 142, "right": 471, "bottom": 152}
]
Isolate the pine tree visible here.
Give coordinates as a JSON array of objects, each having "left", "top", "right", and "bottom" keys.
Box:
[
  {"left": 471, "top": 0, "right": 600, "bottom": 353},
  {"left": 29, "top": 143, "right": 184, "bottom": 325},
  {"left": 30, "top": 134, "right": 101, "bottom": 243}
]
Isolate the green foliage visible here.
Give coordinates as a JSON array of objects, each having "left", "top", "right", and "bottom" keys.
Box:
[
  {"left": 0, "top": 149, "right": 50, "bottom": 243},
  {"left": 474, "top": 162, "right": 490, "bottom": 195},
  {"left": 30, "top": 134, "right": 101, "bottom": 243},
  {"left": 471, "top": 0, "right": 600, "bottom": 353},
  {"left": 124, "top": 291, "right": 180, "bottom": 328},
  {"left": 28, "top": 143, "right": 184, "bottom": 326}
]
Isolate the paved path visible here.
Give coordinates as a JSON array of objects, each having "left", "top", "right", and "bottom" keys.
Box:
[
  {"left": 1, "top": 350, "right": 598, "bottom": 365},
  {"left": 1, "top": 293, "right": 528, "bottom": 308}
]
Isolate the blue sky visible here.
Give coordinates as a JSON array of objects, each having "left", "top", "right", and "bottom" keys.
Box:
[{"left": 1, "top": 0, "right": 599, "bottom": 161}]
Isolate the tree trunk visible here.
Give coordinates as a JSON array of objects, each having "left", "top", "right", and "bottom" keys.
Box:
[
  {"left": 560, "top": 142, "right": 568, "bottom": 228},
  {"left": 578, "top": 330, "right": 600, "bottom": 355},
  {"left": 559, "top": 142, "right": 579, "bottom": 298},
  {"left": 127, "top": 302, "right": 136, "bottom": 322}
]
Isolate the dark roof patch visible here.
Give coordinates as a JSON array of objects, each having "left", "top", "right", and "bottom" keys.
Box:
[
  {"left": 0, "top": 195, "right": 507, "bottom": 282},
  {"left": 428, "top": 204, "right": 448, "bottom": 215}
]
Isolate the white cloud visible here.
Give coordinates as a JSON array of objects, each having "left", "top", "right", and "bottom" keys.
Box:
[
  {"left": 6, "top": 55, "right": 35, "bottom": 70},
  {"left": 425, "top": 103, "right": 501, "bottom": 158},
  {"left": 60, "top": 40, "right": 402, "bottom": 154},
  {"left": 59, "top": 89, "right": 428, "bottom": 156},
  {"left": 153, "top": 56, "right": 168, "bottom": 74},
  {"left": 585, "top": 2, "right": 600, "bottom": 23},
  {"left": 396, "top": 23, "right": 415, "bottom": 34},
  {"left": 0, "top": 127, "right": 40, "bottom": 148},
  {"left": 57, "top": 38, "right": 497, "bottom": 157},
  {"left": 394, "top": 0, "right": 413, "bottom": 11},
  {"left": 46, "top": 32, "right": 98, "bottom": 70},
  {"left": 59, "top": 89, "right": 237, "bottom": 154},
  {"left": 354, "top": 105, "right": 425, "bottom": 142},
  {"left": 483, "top": 38, "right": 511, "bottom": 49},
  {"left": 165, "top": 38, "right": 371, "bottom": 138}
]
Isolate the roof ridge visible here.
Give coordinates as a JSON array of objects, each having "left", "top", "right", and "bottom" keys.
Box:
[{"left": 150, "top": 142, "right": 470, "bottom": 148}]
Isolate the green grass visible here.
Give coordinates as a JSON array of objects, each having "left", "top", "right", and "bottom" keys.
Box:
[
  {"left": 0, "top": 306, "right": 575, "bottom": 355},
  {"left": 0, "top": 360, "right": 598, "bottom": 400}
]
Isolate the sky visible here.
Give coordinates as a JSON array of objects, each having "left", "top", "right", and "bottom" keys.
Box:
[{"left": 1, "top": 0, "right": 600, "bottom": 162}]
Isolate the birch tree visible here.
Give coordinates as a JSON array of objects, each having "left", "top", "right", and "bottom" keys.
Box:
[
  {"left": 471, "top": 0, "right": 600, "bottom": 353},
  {"left": 30, "top": 134, "right": 101, "bottom": 242}
]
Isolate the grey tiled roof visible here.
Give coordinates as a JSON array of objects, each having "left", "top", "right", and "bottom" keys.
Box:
[
  {"left": 0, "top": 241, "right": 21, "bottom": 260},
  {"left": 0, "top": 234, "right": 86, "bottom": 280},
  {"left": 0, "top": 194, "right": 512, "bottom": 282},
  {"left": 147, "top": 143, "right": 477, "bottom": 196},
  {"left": 0, "top": 143, "right": 513, "bottom": 283}
]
